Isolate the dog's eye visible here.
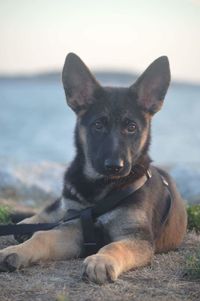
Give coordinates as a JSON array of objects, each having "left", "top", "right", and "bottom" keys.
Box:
[
  {"left": 126, "top": 122, "right": 137, "bottom": 133},
  {"left": 94, "top": 120, "right": 104, "bottom": 130}
]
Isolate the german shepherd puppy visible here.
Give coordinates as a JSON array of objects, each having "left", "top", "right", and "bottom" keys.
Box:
[{"left": 0, "top": 53, "right": 187, "bottom": 284}]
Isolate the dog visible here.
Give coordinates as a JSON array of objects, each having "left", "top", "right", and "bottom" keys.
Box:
[{"left": 0, "top": 53, "right": 187, "bottom": 284}]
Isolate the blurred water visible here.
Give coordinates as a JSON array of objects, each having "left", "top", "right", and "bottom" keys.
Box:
[{"left": 0, "top": 77, "right": 200, "bottom": 165}]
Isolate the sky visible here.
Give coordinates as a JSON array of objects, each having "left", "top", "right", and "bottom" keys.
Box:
[{"left": 0, "top": 0, "right": 200, "bottom": 83}]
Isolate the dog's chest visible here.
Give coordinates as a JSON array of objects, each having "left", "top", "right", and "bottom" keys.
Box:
[{"left": 97, "top": 208, "right": 120, "bottom": 226}]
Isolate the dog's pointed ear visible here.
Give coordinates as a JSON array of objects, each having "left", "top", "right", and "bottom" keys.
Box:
[
  {"left": 62, "top": 53, "right": 101, "bottom": 113},
  {"left": 130, "top": 56, "right": 170, "bottom": 114}
]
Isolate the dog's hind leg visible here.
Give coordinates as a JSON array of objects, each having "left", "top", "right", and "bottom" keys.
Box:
[
  {"left": 15, "top": 198, "right": 72, "bottom": 243},
  {"left": 19, "top": 198, "right": 67, "bottom": 224},
  {"left": 82, "top": 239, "right": 154, "bottom": 284},
  {"left": 0, "top": 222, "right": 82, "bottom": 272}
]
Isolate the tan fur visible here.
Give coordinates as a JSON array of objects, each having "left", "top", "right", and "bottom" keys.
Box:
[
  {"left": 139, "top": 125, "right": 149, "bottom": 151},
  {"left": 21, "top": 212, "right": 62, "bottom": 224},
  {"left": 79, "top": 125, "right": 103, "bottom": 179},
  {"left": 0, "top": 225, "right": 82, "bottom": 270},
  {"left": 155, "top": 195, "right": 187, "bottom": 253},
  {"left": 83, "top": 240, "right": 154, "bottom": 283}
]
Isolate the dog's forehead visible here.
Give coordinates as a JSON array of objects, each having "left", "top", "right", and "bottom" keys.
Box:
[
  {"left": 103, "top": 86, "right": 129, "bottom": 101},
  {"left": 81, "top": 86, "right": 145, "bottom": 124},
  {"left": 95, "top": 86, "right": 138, "bottom": 115}
]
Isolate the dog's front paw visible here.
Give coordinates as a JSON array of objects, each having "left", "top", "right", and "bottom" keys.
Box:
[
  {"left": 0, "top": 247, "right": 26, "bottom": 272},
  {"left": 0, "top": 251, "right": 20, "bottom": 272},
  {"left": 82, "top": 254, "right": 120, "bottom": 284}
]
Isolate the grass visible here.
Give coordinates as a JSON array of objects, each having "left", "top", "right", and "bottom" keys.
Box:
[
  {"left": 0, "top": 205, "right": 11, "bottom": 223},
  {"left": 184, "top": 204, "right": 200, "bottom": 280},
  {"left": 184, "top": 249, "right": 200, "bottom": 280},
  {"left": 56, "top": 295, "right": 70, "bottom": 301},
  {"left": 187, "top": 204, "right": 200, "bottom": 232}
]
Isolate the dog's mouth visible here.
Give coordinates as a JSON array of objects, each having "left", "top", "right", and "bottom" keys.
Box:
[
  {"left": 101, "top": 172, "right": 133, "bottom": 185},
  {"left": 100, "top": 166, "right": 132, "bottom": 181}
]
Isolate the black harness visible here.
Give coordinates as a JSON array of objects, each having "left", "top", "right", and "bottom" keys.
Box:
[{"left": 0, "top": 169, "right": 172, "bottom": 257}]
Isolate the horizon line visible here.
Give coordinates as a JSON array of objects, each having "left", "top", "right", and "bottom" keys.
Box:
[{"left": 0, "top": 69, "right": 200, "bottom": 87}]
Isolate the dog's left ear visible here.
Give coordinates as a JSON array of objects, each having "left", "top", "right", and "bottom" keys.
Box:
[
  {"left": 62, "top": 53, "right": 101, "bottom": 114},
  {"left": 130, "top": 56, "right": 170, "bottom": 114}
]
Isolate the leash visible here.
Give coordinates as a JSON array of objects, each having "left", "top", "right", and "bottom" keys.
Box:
[
  {"left": 0, "top": 172, "right": 149, "bottom": 237},
  {"left": 0, "top": 168, "right": 172, "bottom": 256}
]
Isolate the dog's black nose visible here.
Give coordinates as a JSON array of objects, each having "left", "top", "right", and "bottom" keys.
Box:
[{"left": 104, "top": 159, "right": 124, "bottom": 173}]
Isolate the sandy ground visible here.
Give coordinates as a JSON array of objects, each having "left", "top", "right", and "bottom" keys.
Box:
[{"left": 0, "top": 233, "right": 199, "bottom": 301}]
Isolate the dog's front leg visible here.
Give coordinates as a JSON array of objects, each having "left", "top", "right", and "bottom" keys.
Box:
[
  {"left": 82, "top": 239, "right": 154, "bottom": 284},
  {"left": 0, "top": 222, "right": 82, "bottom": 272}
]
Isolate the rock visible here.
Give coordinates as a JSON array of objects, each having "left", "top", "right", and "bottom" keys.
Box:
[{"left": 0, "top": 162, "right": 66, "bottom": 207}]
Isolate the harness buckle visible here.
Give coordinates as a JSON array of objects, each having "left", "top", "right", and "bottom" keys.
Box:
[
  {"left": 146, "top": 169, "right": 152, "bottom": 179},
  {"left": 161, "top": 175, "right": 169, "bottom": 186}
]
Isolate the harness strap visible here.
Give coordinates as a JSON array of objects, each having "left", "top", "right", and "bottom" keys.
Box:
[
  {"left": 0, "top": 222, "right": 58, "bottom": 237},
  {"left": 92, "top": 172, "right": 150, "bottom": 218},
  {"left": 0, "top": 210, "right": 82, "bottom": 237},
  {"left": 159, "top": 176, "right": 172, "bottom": 228},
  {"left": 80, "top": 208, "right": 98, "bottom": 256},
  {"left": 0, "top": 171, "right": 150, "bottom": 237},
  {"left": 0, "top": 168, "right": 173, "bottom": 257}
]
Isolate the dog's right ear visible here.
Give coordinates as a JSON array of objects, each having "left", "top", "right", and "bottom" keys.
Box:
[{"left": 62, "top": 53, "right": 100, "bottom": 114}]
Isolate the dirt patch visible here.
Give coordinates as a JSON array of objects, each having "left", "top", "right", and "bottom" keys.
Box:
[{"left": 0, "top": 233, "right": 199, "bottom": 301}]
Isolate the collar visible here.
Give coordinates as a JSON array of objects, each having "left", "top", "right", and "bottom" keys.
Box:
[
  {"left": 91, "top": 168, "right": 152, "bottom": 218},
  {"left": 65, "top": 168, "right": 152, "bottom": 205}
]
